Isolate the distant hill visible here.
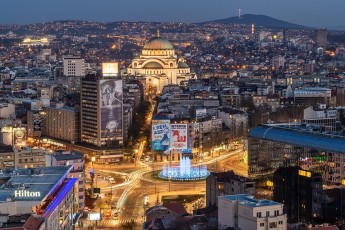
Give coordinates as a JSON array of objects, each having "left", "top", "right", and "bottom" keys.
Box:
[{"left": 200, "top": 14, "right": 312, "bottom": 29}]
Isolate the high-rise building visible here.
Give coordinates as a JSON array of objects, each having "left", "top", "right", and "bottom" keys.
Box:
[
  {"left": 80, "top": 74, "right": 123, "bottom": 149},
  {"left": 315, "top": 28, "right": 328, "bottom": 47},
  {"left": 273, "top": 166, "right": 323, "bottom": 223},
  {"left": 63, "top": 56, "right": 85, "bottom": 77}
]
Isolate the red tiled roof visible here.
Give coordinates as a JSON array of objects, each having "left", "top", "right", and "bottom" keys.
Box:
[{"left": 162, "top": 203, "right": 188, "bottom": 215}]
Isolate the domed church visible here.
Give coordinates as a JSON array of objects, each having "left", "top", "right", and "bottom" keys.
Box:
[{"left": 127, "top": 30, "right": 194, "bottom": 95}]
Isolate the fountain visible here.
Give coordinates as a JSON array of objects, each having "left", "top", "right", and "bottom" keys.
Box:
[{"left": 158, "top": 157, "right": 210, "bottom": 181}]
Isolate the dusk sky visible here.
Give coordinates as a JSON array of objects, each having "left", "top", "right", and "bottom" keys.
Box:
[{"left": 1, "top": 0, "right": 344, "bottom": 27}]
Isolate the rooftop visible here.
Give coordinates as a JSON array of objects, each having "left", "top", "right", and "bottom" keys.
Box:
[
  {"left": 249, "top": 124, "right": 345, "bottom": 154},
  {"left": 220, "top": 194, "right": 282, "bottom": 208},
  {"left": 0, "top": 166, "right": 72, "bottom": 202}
]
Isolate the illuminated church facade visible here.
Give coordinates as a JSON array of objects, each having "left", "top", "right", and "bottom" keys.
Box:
[{"left": 127, "top": 31, "right": 194, "bottom": 94}]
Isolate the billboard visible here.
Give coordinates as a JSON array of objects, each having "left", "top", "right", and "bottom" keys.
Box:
[
  {"left": 99, "top": 79, "right": 123, "bottom": 139},
  {"left": 152, "top": 120, "right": 170, "bottom": 151},
  {"left": 33, "top": 112, "right": 41, "bottom": 132},
  {"left": 13, "top": 127, "right": 26, "bottom": 146},
  {"left": 195, "top": 108, "right": 207, "bottom": 119},
  {"left": 170, "top": 124, "right": 188, "bottom": 150},
  {"left": 102, "top": 63, "right": 119, "bottom": 77},
  {"left": 89, "top": 213, "right": 101, "bottom": 221}
]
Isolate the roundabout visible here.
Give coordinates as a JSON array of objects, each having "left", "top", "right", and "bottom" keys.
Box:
[{"left": 158, "top": 157, "right": 210, "bottom": 181}]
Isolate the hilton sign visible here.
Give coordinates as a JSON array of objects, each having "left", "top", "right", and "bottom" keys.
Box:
[{"left": 15, "top": 190, "right": 41, "bottom": 198}]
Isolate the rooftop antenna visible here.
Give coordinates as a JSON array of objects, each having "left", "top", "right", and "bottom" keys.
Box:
[{"left": 238, "top": 8, "right": 241, "bottom": 19}]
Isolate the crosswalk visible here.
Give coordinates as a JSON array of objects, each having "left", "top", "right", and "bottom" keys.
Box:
[{"left": 99, "top": 218, "right": 143, "bottom": 227}]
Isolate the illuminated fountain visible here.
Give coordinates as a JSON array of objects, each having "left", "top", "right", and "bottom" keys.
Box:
[{"left": 158, "top": 157, "right": 210, "bottom": 181}]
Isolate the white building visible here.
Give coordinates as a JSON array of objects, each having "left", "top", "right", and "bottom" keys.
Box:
[
  {"left": 0, "top": 103, "right": 15, "bottom": 118},
  {"left": 63, "top": 56, "right": 85, "bottom": 77},
  {"left": 0, "top": 166, "right": 77, "bottom": 230},
  {"left": 46, "top": 150, "right": 85, "bottom": 211},
  {"left": 218, "top": 194, "right": 287, "bottom": 230}
]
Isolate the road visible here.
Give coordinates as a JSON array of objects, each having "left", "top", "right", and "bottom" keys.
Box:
[{"left": 81, "top": 146, "right": 247, "bottom": 229}]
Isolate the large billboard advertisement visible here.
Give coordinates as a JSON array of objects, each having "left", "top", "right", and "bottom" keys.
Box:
[
  {"left": 152, "top": 120, "right": 170, "bottom": 151},
  {"left": 170, "top": 124, "right": 188, "bottom": 150},
  {"left": 99, "top": 79, "right": 123, "bottom": 139},
  {"left": 102, "top": 63, "right": 119, "bottom": 77}
]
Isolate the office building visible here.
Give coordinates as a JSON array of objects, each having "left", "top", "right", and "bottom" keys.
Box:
[
  {"left": 273, "top": 166, "right": 323, "bottom": 223},
  {"left": 80, "top": 74, "right": 124, "bottom": 160},
  {"left": 218, "top": 194, "right": 287, "bottom": 230},
  {"left": 45, "top": 105, "right": 80, "bottom": 143},
  {"left": 206, "top": 171, "right": 255, "bottom": 207},
  {"left": 272, "top": 55, "right": 285, "bottom": 70},
  {"left": 46, "top": 150, "right": 85, "bottom": 211},
  {"left": 0, "top": 166, "right": 77, "bottom": 230},
  {"left": 14, "top": 147, "right": 48, "bottom": 169},
  {"left": 63, "top": 56, "right": 85, "bottom": 77},
  {"left": 248, "top": 124, "right": 345, "bottom": 185}
]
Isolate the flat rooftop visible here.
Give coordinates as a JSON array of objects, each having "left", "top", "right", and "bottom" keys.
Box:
[
  {"left": 220, "top": 194, "right": 282, "bottom": 207},
  {"left": 0, "top": 166, "right": 72, "bottom": 202},
  {"left": 249, "top": 124, "right": 345, "bottom": 154}
]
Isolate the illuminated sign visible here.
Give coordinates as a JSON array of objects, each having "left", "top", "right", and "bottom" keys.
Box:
[
  {"left": 89, "top": 213, "right": 101, "bottom": 221},
  {"left": 15, "top": 190, "right": 41, "bottom": 197},
  {"left": 170, "top": 124, "right": 188, "bottom": 150},
  {"left": 13, "top": 127, "right": 26, "bottom": 146},
  {"left": 152, "top": 120, "right": 170, "bottom": 151},
  {"left": 298, "top": 170, "right": 311, "bottom": 178},
  {"left": 102, "top": 63, "right": 119, "bottom": 77}
]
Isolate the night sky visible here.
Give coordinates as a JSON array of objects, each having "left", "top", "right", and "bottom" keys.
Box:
[{"left": 1, "top": 0, "right": 344, "bottom": 27}]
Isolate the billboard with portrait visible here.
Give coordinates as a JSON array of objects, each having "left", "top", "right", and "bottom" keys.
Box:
[
  {"left": 170, "top": 124, "right": 188, "bottom": 150},
  {"left": 99, "top": 79, "right": 123, "bottom": 139},
  {"left": 152, "top": 120, "right": 170, "bottom": 151}
]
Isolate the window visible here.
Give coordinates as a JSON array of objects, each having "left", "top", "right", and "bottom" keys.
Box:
[
  {"left": 266, "top": 211, "right": 270, "bottom": 217},
  {"left": 256, "top": 212, "right": 262, "bottom": 218},
  {"left": 260, "top": 223, "right": 265, "bottom": 227},
  {"left": 269, "top": 222, "right": 277, "bottom": 228},
  {"left": 278, "top": 221, "right": 283, "bottom": 225},
  {"left": 274, "top": 210, "right": 279, "bottom": 216}
]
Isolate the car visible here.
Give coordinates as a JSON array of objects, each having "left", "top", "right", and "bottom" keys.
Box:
[
  {"left": 109, "top": 178, "right": 115, "bottom": 184},
  {"left": 96, "top": 174, "right": 101, "bottom": 178},
  {"left": 85, "top": 179, "right": 92, "bottom": 183}
]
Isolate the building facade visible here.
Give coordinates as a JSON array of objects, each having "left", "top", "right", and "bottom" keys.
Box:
[
  {"left": 206, "top": 171, "right": 255, "bottom": 207},
  {"left": 218, "top": 194, "right": 287, "bottom": 230},
  {"left": 46, "top": 150, "right": 85, "bottom": 211},
  {"left": 80, "top": 74, "right": 123, "bottom": 148},
  {"left": 273, "top": 166, "right": 323, "bottom": 224},
  {"left": 63, "top": 56, "right": 85, "bottom": 77},
  {"left": 248, "top": 124, "right": 345, "bottom": 185}
]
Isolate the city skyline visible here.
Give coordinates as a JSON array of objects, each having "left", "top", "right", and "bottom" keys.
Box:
[{"left": 1, "top": 0, "right": 345, "bottom": 28}]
